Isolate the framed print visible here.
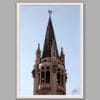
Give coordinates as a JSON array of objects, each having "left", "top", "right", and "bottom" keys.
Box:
[{"left": 17, "top": 2, "right": 83, "bottom": 99}]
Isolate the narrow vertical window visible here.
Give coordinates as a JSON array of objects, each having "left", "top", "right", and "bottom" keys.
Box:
[
  {"left": 57, "top": 73, "right": 60, "bottom": 85},
  {"left": 39, "top": 73, "right": 40, "bottom": 84},
  {"left": 46, "top": 71, "right": 50, "bottom": 83},
  {"left": 62, "top": 75, "right": 63, "bottom": 86},
  {"left": 41, "top": 71, "right": 44, "bottom": 84}
]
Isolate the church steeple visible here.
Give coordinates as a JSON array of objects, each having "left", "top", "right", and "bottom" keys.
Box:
[
  {"left": 42, "top": 10, "right": 59, "bottom": 58},
  {"left": 32, "top": 11, "right": 67, "bottom": 95}
]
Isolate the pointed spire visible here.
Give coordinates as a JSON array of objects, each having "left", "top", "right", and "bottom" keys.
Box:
[{"left": 42, "top": 10, "right": 59, "bottom": 58}]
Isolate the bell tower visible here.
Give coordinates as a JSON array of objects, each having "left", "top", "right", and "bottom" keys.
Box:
[{"left": 32, "top": 10, "right": 67, "bottom": 95}]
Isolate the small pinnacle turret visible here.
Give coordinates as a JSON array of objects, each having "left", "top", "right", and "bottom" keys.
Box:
[
  {"left": 60, "top": 47, "right": 65, "bottom": 63},
  {"left": 60, "top": 47, "right": 64, "bottom": 57},
  {"left": 36, "top": 43, "right": 41, "bottom": 58}
]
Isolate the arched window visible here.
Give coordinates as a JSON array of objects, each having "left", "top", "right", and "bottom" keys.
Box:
[
  {"left": 46, "top": 66, "right": 49, "bottom": 69},
  {"left": 57, "top": 73, "right": 60, "bottom": 85},
  {"left": 57, "top": 68, "right": 60, "bottom": 72},
  {"left": 46, "top": 71, "right": 50, "bottom": 83},
  {"left": 41, "top": 67, "right": 44, "bottom": 70},
  {"left": 41, "top": 71, "right": 45, "bottom": 84}
]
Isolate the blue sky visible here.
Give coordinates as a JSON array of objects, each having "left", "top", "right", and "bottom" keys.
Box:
[{"left": 19, "top": 5, "right": 80, "bottom": 95}]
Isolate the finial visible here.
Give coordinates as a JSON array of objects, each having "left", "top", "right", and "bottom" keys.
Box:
[{"left": 48, "top": 10, "right": 52, "bottom": 17}]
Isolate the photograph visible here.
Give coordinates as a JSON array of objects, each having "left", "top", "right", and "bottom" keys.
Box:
[{"left": 17, "top": 2, "right": 83, "bottom": 99}]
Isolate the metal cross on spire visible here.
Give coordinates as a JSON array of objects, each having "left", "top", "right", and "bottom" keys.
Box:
[{"left": 48, "top": 10, "right": 52, "bottom": 17}]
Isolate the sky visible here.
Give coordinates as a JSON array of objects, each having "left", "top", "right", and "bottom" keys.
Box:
[{"left": 19, "top": 5, "right": 80, "bottom": 95}]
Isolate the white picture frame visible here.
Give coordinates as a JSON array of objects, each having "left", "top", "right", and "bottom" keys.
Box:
[{"left": 17, "top": 2, "right": 84, "bottom": 99}]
